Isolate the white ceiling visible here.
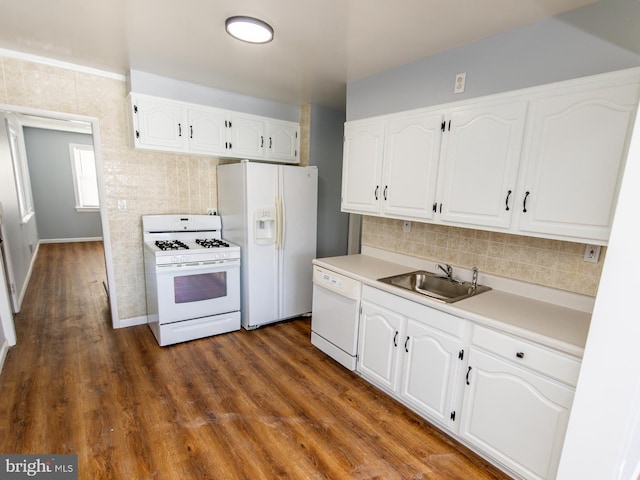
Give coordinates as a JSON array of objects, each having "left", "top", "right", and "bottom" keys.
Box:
[{"left": 0, "top": 0, "right": 597, "bottom": 110}]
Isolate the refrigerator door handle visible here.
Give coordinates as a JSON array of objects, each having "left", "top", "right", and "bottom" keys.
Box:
[
  {"left": 280, "top": 196, "right": 286, "bottom": 250},
  {"left": 275, "top": 196, "right": 281, "bottom": 250}
]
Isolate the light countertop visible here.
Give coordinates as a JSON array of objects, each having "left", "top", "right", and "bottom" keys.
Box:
[{"left": 313, "top": 254, "right": 592, "bottom": 358}]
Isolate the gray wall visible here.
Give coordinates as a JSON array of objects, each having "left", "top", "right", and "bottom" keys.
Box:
[
  {"left": 128, "top": 70, "right": 301, "bottom": 123},
  {"left": 347, "top": 1, "right": 640, "bottom": 120},
  {"left": 23, "top": 127, "right": 102, "bottom": 240},
  {"left": 308, "top": 105, "right": 349, "bottom": 258}
]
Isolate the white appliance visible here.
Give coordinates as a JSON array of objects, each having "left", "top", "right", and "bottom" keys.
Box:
[
  {"left": 311, "top": 265, "right": 362, "bottom": 370},
  {"left": 142, "top": 214, "right": 241, "bottom": 346},
  {"left": 217, "top": 161, "right": 318, "bottom": 330}
]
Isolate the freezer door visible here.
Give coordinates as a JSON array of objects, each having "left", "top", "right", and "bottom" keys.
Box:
[
  {"left": 279, "top": 166, "right": 318, "bottom": 319},
  {"left": 244, "top": 162, "right": 280, "bottom": 328}
]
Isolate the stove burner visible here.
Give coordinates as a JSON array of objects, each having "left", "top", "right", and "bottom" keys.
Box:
[
  {"left": 155, "top": 240, "right": 189, "bottom": 251},
  {"left": 195, "top": 238, "right": 230, "bottom": 248}
]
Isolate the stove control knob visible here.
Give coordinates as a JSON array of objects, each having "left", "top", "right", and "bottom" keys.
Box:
[
  {"left": 171, "top": 256, "right": 178, "bottom": 263},
  {"left": 181, "top": 255, "right": 187, "bottom": 263}
]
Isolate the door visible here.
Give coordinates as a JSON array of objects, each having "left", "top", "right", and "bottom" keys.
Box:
[
  {"left": 400, "top": 319, "right": 462, "bottom": 428},
  {"left": 341, "top": 121, "right": 385, "bottom": 214},
  {"left": 517, "top": 83, "right": 639, "bottom": 242},
  {"left": 437, "top": 100, "right": 528, "bottom": 228},
  {"left": 187, "top": 106, "right": 228, "bottom": 155},
  {"left": 230, "top": 114, "right": 265, "bottom": 159},
  {"left": 357, "top": 300, "right": 404, "bottom": 391},
  {"left": 244, "top": 162, "right": 279, "bottom": 327},
  {"left": 460, "top": 348, "right": 574, "bottom": 480},
  {"left": 266, "top": 120, "right": 299, "bottom": 163},
  {"left": 382, "top": 112, "right": 443, "bottom": 220},
  {"left": 134, "top": 96, "right": 186, "bottom": 150},
  {"left": 279, "top": 166, "right": 317, "bottom": 319},
  {"left": 0, "top": 226, "right": 16, "bottom": 346}
]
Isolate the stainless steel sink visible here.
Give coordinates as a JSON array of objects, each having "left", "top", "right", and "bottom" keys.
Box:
[{"left": 378, "top": 270, "right": 491, "bottom": 303}]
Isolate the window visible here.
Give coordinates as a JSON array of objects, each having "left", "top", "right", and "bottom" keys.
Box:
[
  {"left": 69, "top": 143, "right": 99, "bottom": 211},
  {"left": 6, "top": 119, "right": 35, "bottom": 223}
]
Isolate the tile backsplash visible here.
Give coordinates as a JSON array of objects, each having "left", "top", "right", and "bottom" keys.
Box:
[{"left": 362, "top": 216, "right": 605, "bottom": 297}]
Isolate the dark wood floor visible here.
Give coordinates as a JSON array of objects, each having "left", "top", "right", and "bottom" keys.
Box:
[{"left": 0, "top": 242, "right": 510, "bottom": 479}]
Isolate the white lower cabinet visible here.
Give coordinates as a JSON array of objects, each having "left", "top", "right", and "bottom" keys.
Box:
[
  {"left": 357, "top": 286, "right": 466, "bottom": 431},
  {"left": 355, "top": 286, "right": 581, "bottom": 480},
  {"left": 459, "top": 326, "right": 580, "bottom": 480}
]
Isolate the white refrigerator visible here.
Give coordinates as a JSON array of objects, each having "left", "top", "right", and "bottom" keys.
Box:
[{"left": 217, "top": 161, "right": 318, "bottom": 330}]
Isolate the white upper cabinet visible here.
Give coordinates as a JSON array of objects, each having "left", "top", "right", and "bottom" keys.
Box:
[
  {"left": 132, "top": 96, "right": 186, "bottom": 151},
  {"left": 229, "top": 114, "right": 264, "bottom": 159},
  {"left": 341, "top": 68, "right": 640, "bottom": 245},
  {"left": 341, "top": 121, "right": 385, "bottom": 214},
  {"left": 436, "top": 100, "right": 528, "bottom": 229},
  {"left": 266, "top": 120, "right": 300, "bottom": 163},
  {"left": 341, "top": 113, "right": 443, "bottom": 220},
  {"left": 186, "top": 106, "right": 229, "bottom": 155},
  {"left": 382, "top": 113, "right": 443, "bottom": 220},
  {"left": 128, "top": 93, "right": 300, "bottom": 163},
  {"left": 229, "top": 114, "right": 300, "bottom": 163},
  {"left": 516, "top": 81, "right": 640, "bottom": 243}
]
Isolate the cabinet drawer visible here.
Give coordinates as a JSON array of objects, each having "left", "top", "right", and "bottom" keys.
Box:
[
  {"left": 472, "top": 325, "right": 581, "bottom": 387},
  {"left": 363, "top": 285, "right": 465, "bottom": 337}
]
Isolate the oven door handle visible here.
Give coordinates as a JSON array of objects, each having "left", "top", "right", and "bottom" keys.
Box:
[{"left": 156, "top": 259, "right": 240, "bottom": 273}]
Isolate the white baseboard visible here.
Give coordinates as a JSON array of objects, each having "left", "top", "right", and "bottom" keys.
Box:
[
  {"left": 16, "top": 242, "right": 40, "bottom": 311},
  {"left": 39, "top": 237, "right": 103, "bottom": 244}
]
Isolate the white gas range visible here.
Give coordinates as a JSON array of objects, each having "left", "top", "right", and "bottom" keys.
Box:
[{"left": 142, "top": 214, "right": 241, "bottom": 346}]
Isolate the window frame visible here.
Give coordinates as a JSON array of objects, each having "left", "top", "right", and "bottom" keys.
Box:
[{"left": 68, "top": 142, "right": 100, "bottom": 212}]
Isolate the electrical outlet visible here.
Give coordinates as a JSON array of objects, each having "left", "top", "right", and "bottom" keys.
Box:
[
  {"left": 583, "top": 244, "right": 601, "bottom": 263},
  {"left": 207, "top": 208, "right": 217, "bottom": 215},
  {"left": 454, "top": 72, "right": 466, "bottom": 94},
  {"left": 117, "top": 199, "right": 127, "bottom": 211},
  {"left": 403, "top": 221, "right": 411, "bottom": 233}
]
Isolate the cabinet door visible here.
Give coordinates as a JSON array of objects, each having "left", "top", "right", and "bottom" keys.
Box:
[
  {"left": 382, "top": 113, "right": 443, "bottom": 220},
  {"left": 187, "top": 107, "right": 229, "bottom": 155},
  {"left": 134, "top": 96, "right": 186, "bottom": 151},
  {"left": 266, "top": 120, "right": 299, "bottom": 163},
  {"left": 230, "top": 114, "right": 265, "bottom": 158},
  {"left": 460, "top": 348, "right": 574, "bottom": 480},
  {"left": 357, "top": 300, "right": 404, "bottom": 391},
  {"left": 437, "top": 100, "right": 528, "bottom": 228},
  {"left": 517, "top": 83, "right": 639, "bottom": 242},
  {"left": 341, "top": 121, "right": 385, "bottom": 214},
  {"left": 400, "top": 319, "right": 462, "bottom": 429}
]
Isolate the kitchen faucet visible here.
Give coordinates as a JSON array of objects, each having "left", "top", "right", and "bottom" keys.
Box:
[{"left": 435, "top": 263, "right": 453, "bottom": 280}]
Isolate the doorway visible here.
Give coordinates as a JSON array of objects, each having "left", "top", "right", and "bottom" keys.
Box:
[{"left": 0, "top": 104, "right": 117, "bottom": 341}]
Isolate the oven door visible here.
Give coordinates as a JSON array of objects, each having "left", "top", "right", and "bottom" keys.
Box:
[{"left": 155, "top": 259, "right": 240, "bottom": 324}]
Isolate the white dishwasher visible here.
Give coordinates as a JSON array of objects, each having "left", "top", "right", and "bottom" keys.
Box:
[{"left": 310, "top": 265, "right": 361, "bottom": 371}]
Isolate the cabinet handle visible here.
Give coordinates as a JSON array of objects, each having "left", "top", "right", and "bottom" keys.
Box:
[
  {"left": 466, "top": 366, "right": 472, "bottom": 385},
  {"left": 261, "top": 136, "right": 264, "bottom": 148},
  {"left": 432, "top": 202, "right": 437, "bottom": 213},
  {"left": 505, "top": 190, "right": 512, "bottom": 211},
  {"left": 404, "top": 336, "right": 409, "bottom": 353},
  {"left": 393, "top": 331, "right": 398, "bottom": 347},
  {"left": 269, "top": 137, "right": 273, "bottom": 149},
  {"left": 178, "top": 123, "right": 182, "bottom": 137},
  {"left": 190, "top": 125, "right": 193, "bottom": 139},
  {"left": 516, "top": 352, "right": 525, "bottom": 359},
  {"left": 374, "top": 186, "right": 379, "bottom": 200},
  {"left": 383, "top": 185, "right": 388, "bottom": 201},
  {"left": 523, "top": 191, "right": 530, "bottom": 213}
]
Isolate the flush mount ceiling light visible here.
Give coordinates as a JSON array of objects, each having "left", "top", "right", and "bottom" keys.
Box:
[{"left": 225, "top": 16, "right": 274, "bottom": 44}]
